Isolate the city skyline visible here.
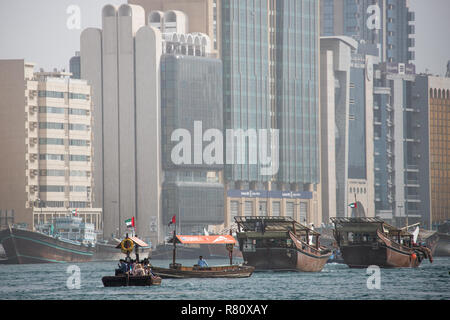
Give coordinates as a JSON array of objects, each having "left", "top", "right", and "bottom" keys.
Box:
[{"left": 0, "top": 0, "right": 449, "bottom": 76}]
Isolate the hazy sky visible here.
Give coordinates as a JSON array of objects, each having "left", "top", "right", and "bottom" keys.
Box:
[{"left": 0, "top": 0, "right": 449, "bottom": 75}]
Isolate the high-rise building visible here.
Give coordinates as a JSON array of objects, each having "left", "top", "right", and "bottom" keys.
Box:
[
  {"left": 373, "top": 62, "right": 419, "bottom": 226},
  {"left": 81, "top": 4, "right": 160, "bottom": 243},
  {"left": 0, "top": 60, "right": 101, "bottom": 231},
  {"left": 160, "top": 53, "right": 224, "bottom": 234},
  {"left": 81, "top": 4, "right": 220, "bottom": 244},
  {"left": 320, "top": 37, "right": 376, "bottom": 221},
  {"left": 412, "top": 75, "right": 450, "bottom": 229}
]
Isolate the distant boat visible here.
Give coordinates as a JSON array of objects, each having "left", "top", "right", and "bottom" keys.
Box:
[
  {"left": 0, "top": 223, "right": 95, "bottom": 264},
  {"left": 331, "top": 217, "right": 433, "bottom": 268},
  {"left": 234, "top": 216, "right": 332, "bottom": 272},
  {"left": 0, "top": 215, "right": 151, "bottom": 264}
]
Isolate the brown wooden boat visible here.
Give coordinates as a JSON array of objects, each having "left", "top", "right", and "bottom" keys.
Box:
[
  {"left": 331, "top": 217, "right": 433, "bottom": 268},
  {"left": 151, "top": 264, "right": 254, "bottom": 279},
  {"left": 150, "top": 231, "right": 254, "bottom": 279},
  {"left": 235, "top": 216, "right": 332, "bottom": 272}
]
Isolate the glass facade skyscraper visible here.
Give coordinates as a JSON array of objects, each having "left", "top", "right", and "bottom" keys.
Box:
[
  {"left": 222, "top": 0, "right": 320, "bottom": 186},
  {"left": 160, "top": 54, "right": 225, "bottom": 231}
]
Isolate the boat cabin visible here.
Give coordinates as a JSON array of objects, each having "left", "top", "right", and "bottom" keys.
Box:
[
  {"left": 234, "top": 216, "right": 322, "bottom": 252},
  {"left": 331, "top": 217, "right": 414, "bottom": 248},
  {"left": 35, "top": 215, "right": 96, "bottom": 245}
]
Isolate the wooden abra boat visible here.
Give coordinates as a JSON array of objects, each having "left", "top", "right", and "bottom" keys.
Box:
[
  {"left": 150, "top": 232, "right": 254, "bottom": 279},
  {"left": 102, "top": 235, "right": 162, "bottom": 287},
  {"left": 235, "top": 216, "right": 332, "bottom": 272},
  {"left": 331, "top": 217, "right": 433, "bottom": 268},
  {"left": 151, "top": 264, "right": 254, "bottom": 279}
]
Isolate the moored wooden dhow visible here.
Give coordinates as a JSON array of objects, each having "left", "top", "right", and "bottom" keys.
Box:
[
  {"left": 235, "top": 216, "right": 332, "bottom": 272},
  {"left": 331, "top": 217, "right": 433, "bottom": 268}
]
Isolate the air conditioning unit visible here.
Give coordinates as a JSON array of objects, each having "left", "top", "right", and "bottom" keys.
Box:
[
  {"left": 86, "top": 171, "right": 91, "bottom": 177},
  {"left": 29, "top": 137, "right": 37, "bottom": 146},
  {"left": 30, "top": 153, "right": 38, "bottom": 162},
  {"left": 29, "top": 169, "right": 38, "bottom": 177}
]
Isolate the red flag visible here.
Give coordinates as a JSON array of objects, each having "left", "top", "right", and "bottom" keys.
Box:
[
  {"left": 168, "top": 215, "right": 176, "bottom": 227},
  {"left": 131, "top": 217, "right": 135, "bottom": 227}
]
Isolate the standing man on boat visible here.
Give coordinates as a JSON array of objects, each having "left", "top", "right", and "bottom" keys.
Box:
[{"left": 197, "top": 256, "right": 208, "bottom": 268}]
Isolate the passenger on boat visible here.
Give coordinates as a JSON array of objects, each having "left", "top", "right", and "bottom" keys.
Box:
[
  {"left": 133, "top": 263, "right": 145, "bottom": 276},
  {"left": 118, "top": 260, "right": 128, "bottom": 274},
  {"left": 197, "top": 256, "right": 208, "bottom": 268}
]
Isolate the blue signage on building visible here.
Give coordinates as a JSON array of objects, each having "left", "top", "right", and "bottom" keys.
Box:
[{"left": 227, "top": 190, "right": 313, "bottom": 200}]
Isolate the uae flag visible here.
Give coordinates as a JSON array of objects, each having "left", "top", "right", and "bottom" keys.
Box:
[
  {"left": 125, "top": 217, "right": 135, "bottom": 228},
  {"left": 72, "top": 209, "right": 78, "bottom": 216},
  {"left": 168, "top": 215, "right": 176, "bottom": 227},
  {"left": 348, "top": 202, "right": 357, "bottom": 209}
]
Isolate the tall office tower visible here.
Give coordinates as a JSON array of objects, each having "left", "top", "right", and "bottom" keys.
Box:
[
  {"left": 223, "top": 0, "right": 321, "bottom": 227},
  {"left": 412, "top": 76, "right": 450, "bottom": 229},
  {"left": 373, "top": 62, "right": 420, "bottom": 226},
  {"left": 69, "top": 52, "right": 81, "bottom": 79},
  {"left": 0, "top": 60, "right": 101, "bottom": 231},
  {"left": 128, "top": 0, "right": 221, "bottom": 56},
  {"left": 320, "top": 0, "right": 415, "bottom": 64},
  {"left": 160, "top": 47, "right": 224, "bottom": 235}
]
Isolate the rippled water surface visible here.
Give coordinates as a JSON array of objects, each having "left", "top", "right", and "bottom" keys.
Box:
[{"left": 0, "top": 257, "right": 448, "bottom": 300}]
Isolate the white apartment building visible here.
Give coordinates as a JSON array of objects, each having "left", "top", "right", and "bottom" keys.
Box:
[{"left": 0, "top": 60, "right": 102, "bottom": 231}]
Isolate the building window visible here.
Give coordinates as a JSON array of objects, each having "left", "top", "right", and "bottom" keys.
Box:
[
  {"left": 39, "top": 185, "right": 65, "bottom": 192},
  {"left": 39, "top": 138, "right": 64, "bottom": 145},
  {"left": 70, "top": 155, "right": 89, "bottom": 162},
  {"left": 39, "top": 106, "right": 65, "bottom": 114},
  {"left": 69, "top": 139, "right": 89, "bottom": 146},
  {"left": 38, "top": 91, "right": 64, "bottom": 98},
  {"left": 40, "top": 154, "right": 64, "bottom": 161},
  {"left": 69, "top": 108, "right": 89, "bottom": 116}
]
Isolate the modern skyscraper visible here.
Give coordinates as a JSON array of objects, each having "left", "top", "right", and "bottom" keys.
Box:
[
  {"left": 373, "top": 62, "right": 419, "bottom": 226},
  {"left": 160, "top": 53, "right": 224, "bottom": 234},
  {"left": 412, "top": 75, "right": 450, "bottom": 229},
  {"left": 0, "top": 60, "right": 101, "bottom": 231},
  {"left": 320, "top": 37, "right": 376, "bottom": 221}
]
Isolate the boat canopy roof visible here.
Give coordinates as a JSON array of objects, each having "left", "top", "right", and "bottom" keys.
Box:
[
  {"left": 115, "top": 236, "right": 149, "bottom": 248},
  {"left": 331, "top": 217, "right": 411, "bottom": 236},
  {"left": 234, "top": 216, "right": 320, "bottom": 236},
  {"left": 169, "top": 235, "right": 236, "bottom": 245}
]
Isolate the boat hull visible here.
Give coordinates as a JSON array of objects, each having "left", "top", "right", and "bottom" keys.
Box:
[
  {"left": 151, "top": 265, "right": 254, "bottom": 279},
  {"left": 340, "top": 231, "right": 425, "bottom": 268},
  {"left": 241, "top": 247, "right": 330, "bottom": 272},
  {"left": 102, "top": 275, "right": 162, "bottom": 287},
  {"left": 0, "top": 227, "right": 94, "bottom": 264}
]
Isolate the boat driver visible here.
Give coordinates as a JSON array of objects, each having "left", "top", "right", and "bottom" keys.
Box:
[{"left": 197, "top": 256, "right": 209, "bottom": 268}]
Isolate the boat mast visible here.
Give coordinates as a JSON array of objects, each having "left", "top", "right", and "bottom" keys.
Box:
[{"left": 172, "top": 225, "right": 177, "bottom": 266}]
